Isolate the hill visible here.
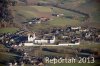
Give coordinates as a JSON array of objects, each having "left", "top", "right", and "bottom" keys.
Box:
[{"left": 12, "top": 0, "right": 100, "bottom": 30}]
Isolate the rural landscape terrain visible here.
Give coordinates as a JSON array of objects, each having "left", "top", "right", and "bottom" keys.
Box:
[{"left": 0, "top": 0, "right": 100, "bottom": 66}]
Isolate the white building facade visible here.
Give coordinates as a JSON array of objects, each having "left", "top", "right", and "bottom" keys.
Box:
[{"left": 24, "top": 33, "right": 56, "bottom": 46}]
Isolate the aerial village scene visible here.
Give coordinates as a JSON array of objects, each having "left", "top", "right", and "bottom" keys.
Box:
[{"left": 0, "top": 0, "right": 100, "bottom": 66}]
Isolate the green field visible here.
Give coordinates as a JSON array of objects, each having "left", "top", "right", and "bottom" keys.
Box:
[
  {"left": 14, "top": 6, "right": 39, "bottom": 19},
  {"left": 14, "top": 5, "right": 87, "bottom": 31},
  {"left": 0, "top": 28, "right": 18, "bottom": 33},
  {"left": 32, "top": 17, "right": 81, "bottom": 31},
  {"left": 24, "top": 63, "right": 96, "bottom": 66},
  {"left": 48, "top": 17, "right": 81, "bottom": 26},
  {"left": 52, "top": 7, "right": 85, "bottom": 17},
  {"left": 47, "top": 63, "right": 94, "bottom": 66},
  {"left": 32, "top": 6, "right": 51, "bottom": 12},
  {"left": 32, "top": 23, "right": 52, "bottom": 32},
  {"left": 92, "top": 11, "right": 100, "bottom": 23},
  {"left": 0, "top": 44, "right": 16, "bottom": 66},
  {"left": 0, "top": 52, "right": 17, "bottom": 66},
  {"left": 14, "top": 5, "right": 85, "bottom": 22},
  {"left": 14, "top": 5, "right": 51, "bottom": 17}
]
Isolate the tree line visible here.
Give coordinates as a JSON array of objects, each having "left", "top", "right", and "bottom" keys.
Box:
[{"left": 0, "top": 0, "right": 17, "bottom": 28}]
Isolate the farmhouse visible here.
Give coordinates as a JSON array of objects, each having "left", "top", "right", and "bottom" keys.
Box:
[
  {"left": 52, "top": 13, "right": 64, "bottom": 17},
  {"left": 71, "top": 27, "right": 81, "bottom": 30},
  {"left": 26, "top": 17, "right": 50, "bottom": 25}
]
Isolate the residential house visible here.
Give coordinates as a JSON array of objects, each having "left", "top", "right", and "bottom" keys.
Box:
[{"left": 59, "top": 38, "right": 80, "bottom": 46}]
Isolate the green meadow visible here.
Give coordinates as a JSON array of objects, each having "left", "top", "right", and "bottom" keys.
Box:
[{"left": 0, "top": 28, "right": 18, "bottom": 33}]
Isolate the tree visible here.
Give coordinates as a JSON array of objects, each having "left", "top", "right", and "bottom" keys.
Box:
[{"left": 0, "top": 0, "right": 14, "bottom": 28}]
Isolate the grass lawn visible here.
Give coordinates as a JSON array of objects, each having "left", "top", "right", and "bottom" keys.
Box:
[
  {"left": 92, "top": 11, "right": 100, "bottom": 23},
  {"left": 0, "top": 52, "right": 16, "bottom": 60},
  {"left": 32, "top": 6, "right": 51, "bottom": 12},
  {"left": 32, "top": 17, "right": 81, "bottom": 31},
  {"left": 0, "top": 52, "right": 16, "bottom": 66},
  {"left": 14, "top": 5, "right": 86, "bottom": 22},
  {"left": 0, "top": 28, "right": 18, "bottom": 33},
  {"left": 52, "top": 7, "right": 84, "bottom": 17},
  {"left": 32, "top": 23, "right": 52, "bottom": 32},
  {"left": 0, "top": 44, "right": 9, "bottom": 52},
  {"left": 24, "top": 63, "right": 95, "bottom": 66},
  {"left": 42, "top": 51, "right": 66, "bottom": 57},
  {"left": 48, "top": 17, "right": 81, "bottom": 27},
  {"left": 14, "top": 6, "right": 39, "bottom": 19},
  {"left": 14, "top": 5, "right": 51, "bottom": 18},
  {"left": 47, "top": 63, "right": 94, "bottom": 66},
  {"left": 0, "top": 64, "right": 4, "bottom": 66},
  {"left": 23, "top": 63, "right": 98, "bottom": 66},
  {"left": 0, "top": 44, "right": 16, "bottom": 65},
  {"left": 14, "top": 6, "right": 52, "bottom": 22}
]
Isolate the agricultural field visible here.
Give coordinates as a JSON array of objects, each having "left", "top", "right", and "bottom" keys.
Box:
[
  {"left": 24, "top": 63, "right": 95, "bottom": 66},
  {"left": 0, "top": 52, "right": 16, "bottom": 66},
  {"left": 77, "top": 0, "right": 100, "bottom": 28},
  {"left": 47, "top": 63, "right": 94, "bottom": 66},
  {"left": 0, "top": 45, "right": 16, "bottom": 66},
  {"left": 13, "top": 5, "right": 86, "bottom": 32},
  {"left": 31, "top": 6, "right": 51, "bottom": 12},
  {"left": 21, "top": 42, "right": 100, "bottom": 66},
  {"left": 14, "top": 5, "right": 85, "bottom": 23},
  {"left": 0, "top": 28, "right": 18, "bottom": 33},
  {"left": 15, "top": 0, "right": 100, "bottom": 28},
  {"left": 14, "top": 6, "right": 40, "bottom": 19},
  {"left": 31, "top": 22, "right": 56, "bottom": 32},
  {"left": 31, "top": 18, "right": 80, "bottom": 32},
  {"left": 48, "top": 17, "right": 81, "bottom": 27}
]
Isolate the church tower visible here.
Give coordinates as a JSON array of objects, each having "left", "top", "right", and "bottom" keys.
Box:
[
  {"left": 28, "top": 33, "right": 36, "bottom": 42},
  {"left": 50, "top": 36, "right": 56, "bottom": 44}
]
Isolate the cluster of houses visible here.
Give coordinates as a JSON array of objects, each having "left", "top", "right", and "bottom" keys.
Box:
[
  {"left": 0, "top": 26, "right": 100, "bottom": 47},
  {"left": 8, "top": 61, "right": 44, "bottom": 66},
  {"left": 23, "top": 33, "right": 56, "bottom": 46},
  {"left": 52, "top": 13, "right": 64, "bottom": 17},
  {"left": 23, "top": 13, "right": 65, "bottom": 25},
  {"left": 7, "top": 52, "right": 44, "bottom": 66},
  {"left": 0, "top": 27, "right": 99, "bottom": 66},
  {"left": 23, "top": 17, "right": 49, "bottom": 25},
  {"left": 22, "top": 26, "right": 82, "bottom": 46},
  {"left": 7, "top": 48, "right": 97, "bottom": 66}
]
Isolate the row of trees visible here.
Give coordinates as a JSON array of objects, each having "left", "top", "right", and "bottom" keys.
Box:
[{"left": 0, "top": 0, "right": 16, "bottom": 28}]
